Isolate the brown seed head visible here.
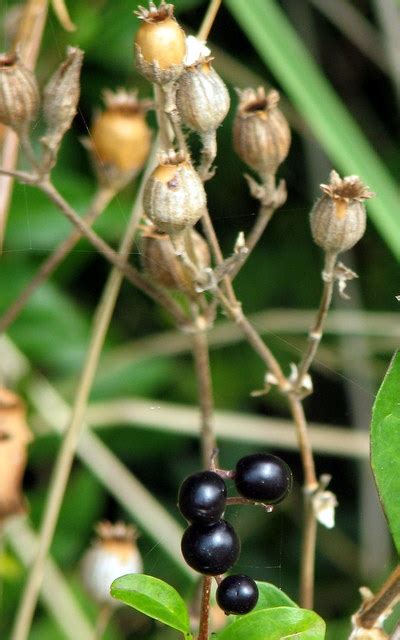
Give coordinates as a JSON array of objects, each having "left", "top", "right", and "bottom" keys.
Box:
[
  {"left": 0, "top": 51, "right": 39, "bottom": 134},
  {"left": 142, "top": 227, "right": 210, "bottom": 293},
  {"left": 89, "top": 88, "right": 151, "bottom": 183},
  {"left": 310, "top": 170, "right": 374, "bottom": 253},
  {"left": 134, "top": 1, "right": 186, "bottom": 83},
  {"left": 176, "top": 57, "right": 230, "bottom": 133},
  {"left": 143, "top": 150, "right": 207, "bottom": 235},
  {"left": 233, "top": 86, "right": 290, "bottom": 177}
]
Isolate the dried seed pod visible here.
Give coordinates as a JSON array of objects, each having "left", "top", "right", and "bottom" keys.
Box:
[
  {"left": 0, "top": 51, "right": 39, "bottom": 134},
  {"left": 42, "top": 46, "right": 84, "bottom": 146},
  {"left": 143, "top": 150, "right": 207, "bottom": 235},
  {"left": 176, "top": 47, "right": 230, "bottom": 133},
  {"left": 88, "top": 89, "right": 152, "bottom": 187},
  {"left": 233, "top": 87, "right": 290, "bottom": 178},
  {"left": 310, "top": 171, "right": 374, "bottom": 253},
  {"left": 81, "top": 521, "right": 142, "bottom": 607},
  {"left": 134, "top": 1, "right": 186, "bottom": 85},
  {"left": 142, "top": 227, "right": 210, "bottom": 293},
  {"left": 0, "top": 388, "right": 33, "bottom": 520}
]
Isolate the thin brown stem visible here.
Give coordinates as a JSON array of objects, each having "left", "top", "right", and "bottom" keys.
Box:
[
  {"left": 197, "top": 576, "right": 212, "bottom": 640},
  {"left": 300, "top": 496, "right": 317, "bottom": 610},
  {"left": 295, "top": 250, "right": 338, "bottom": 391},
  {"left": 197, "top": 0, "right": 222, "bottom": 41},
  {"left": 354, "top": 565, "right": 400, "bottom": 630},
  {"left": 286, "top": 395, "right": 317, "bottom": 490},
  {"left": 230, "top": 205, "right": 275, "bottom": 282},
  {"left": 93, "top": 604, "right": 113, "bottom": 640},
  {"left": 201, "top": 209, "right": 236, "bottom": 304},
  {"left": 0, "top": 186, "right": 115, "bottom": 334},
  {"left": 191, "top": 329, "right": 217, "bottom": 469}
]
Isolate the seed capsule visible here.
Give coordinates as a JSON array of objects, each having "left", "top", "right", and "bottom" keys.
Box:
[
  {"left": 176, "top": 51, "right": 230, "bottom": 134},
  {"left": 134, "top": 1, "right": 186, "bottom": 85},
  {"left": 310, "top": 171, "right": 374, "bottom": 253},
  {"left": 143, "top": 150, "right": 207, "bottom": 235},
  {"left": 233, "top": 87, "right": 290, "bottom": 178},
  {"left": 142, "top": 227, "right": 210, "bottom": 293},
  {"left": 0, "top": 51, "right": 39, "bottom": 134},
  {"left": 88, "top": 89, "right": 151, "bottom": 187},
  {"left": 81, "top": 521, "right": 142, "bottom": 607}
]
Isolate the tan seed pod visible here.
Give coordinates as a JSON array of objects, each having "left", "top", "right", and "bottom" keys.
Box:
[
  {"left": 134, "top": 1, "right": 186, "bottom": 85},
  {"left": 176, "top": 55, "right": 230, "bottom": 133},
  {"left": 143, "top": 150, "right": 207, "bottom": 235},
  {"left": 142, "top": 227, "right": 210, "bottom": 293},
  {"left": 310, "top": 170, "right": 374, "bottom": 254},
  {"left": 88, "top": 88, "right": 152, "bottom": 187},
  {"left": 81, "top": 521, "right": 143, "bottom": 607},
  {"left": 0, "top": 51, "right": 39, "bottom": 134},
  {"left": 233, "top": 87, "right": 290, "bottom": 177}
]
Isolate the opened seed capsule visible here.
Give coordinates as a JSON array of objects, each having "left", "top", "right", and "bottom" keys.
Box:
[{"left": 0, "top": 51, "right": 39, "bottom": 134}]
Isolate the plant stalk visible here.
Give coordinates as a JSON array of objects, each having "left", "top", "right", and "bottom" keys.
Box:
[
  {"left": 197, "top": 576, "right": 212, "bottom": 640},
  {"left": 191, "top": 329, "right": 217, "bottom": 470}
]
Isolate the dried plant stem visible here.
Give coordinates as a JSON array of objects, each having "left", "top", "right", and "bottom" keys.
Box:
[
  {"left": 353, "top": 565, "right": 400, "bottom": 631},
  {"left": 295, "top": 250, "right": 338, "bottom": 390},
  {"left": 300, "top": 497, "right": 318, "bottom": 610},
  {"left": 0, "top": 186, "right": 115, "bottom": 334},
  {"left": 191, "top": 329, "right": 217, "bottom": 469},
  {"left": 197, "top": 0, "right": 222, "bottom": 41},
  {"left": 197, "top": 576, "right": 212, "bottom": 640},
  {"left": 11, "top": 153, "right": 156, "bottom": 640},
  {"left": 93, "top": 604, "right": 113, "bottom": 640},
  {"left": 201, "top": 209, "right": 236, "bottom": 304},
  {"left": 287, "top": 396, "right": 317, "bottom": 490}
]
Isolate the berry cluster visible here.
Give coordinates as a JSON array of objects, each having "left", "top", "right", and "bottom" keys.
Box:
[{"left": 178, "top": 453, "right": 292, "bottom": 615}]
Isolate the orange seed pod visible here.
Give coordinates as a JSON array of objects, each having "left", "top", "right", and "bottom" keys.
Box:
[
  {"left": 310, "top": 171, "right": 374, "bottom": 254},
  {"left": 233, "top": 87, "right": 290, "bottom": 178}
]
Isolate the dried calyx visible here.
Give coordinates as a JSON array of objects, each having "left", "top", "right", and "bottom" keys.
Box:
[
  {"left": 134, "top": 1, "right": 186, "bottom": 85},
  {"left": 87, "top": 88, "right": 151, "bottom": 187},
  {"left": 310, "top": 170, "right": 374, "bottom": 254},
  {"left": 0, "top": 51, "right": 39, "bottom": 134},
  {"left": 143, "top": 149, "right": 207, "bottom": 236},
  {"left": 233, "top": 86, "right": 290, "bottom": 178}
]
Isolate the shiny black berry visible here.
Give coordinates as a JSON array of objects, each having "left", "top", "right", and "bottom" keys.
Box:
[
  {"left": 181, "top": 519, "right": 240, "bottom": 575},
  {"left": 234, "top": 453, "right": 292, "bottom": 503},
  {"left": 216, "top": 574, "right": 259, "bottom": 615},
  {"left": 178, "top": 471, "right": 227, "bottom": 523}
]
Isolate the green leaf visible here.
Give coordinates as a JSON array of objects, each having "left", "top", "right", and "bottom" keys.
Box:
[
  {"left": 214, "top": 606, "right": 325, "bottom": 640},
  {"left": 110, "top": 574, "right": 191, "bottom": 636},
  {"left": 371, "top": 351, "right": 400, "bottom": 553},
  {"left": 253, "top": 581, "right": 298, "bottom": 611},
  {"left": 226, "top": 0, "right": 400, "bottom": 259}
]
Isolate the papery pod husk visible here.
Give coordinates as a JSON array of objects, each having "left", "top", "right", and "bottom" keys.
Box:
[
  {"left": 310, "top": 196, "right": 366, "bottom": 253},
  {"left": 43, "top": 46, "right": 84, "bottom": 141},
  {"left": 176, "top": 60, "right": 230, "bottom": 133},
  {"left": 143, "top": 151, "right": 207, "bottom": 235},
  {"left": 142, "top": 228, "right": 210, "bottom": 293},
  {"left": 0, "top": 387, "right": 33, "bottom": 520},
  {"left": 233, "top": 88, "right": 290, "bottom": 177},
  {"left": 0, "top": 51, "right": 39, "bottom": 134}
]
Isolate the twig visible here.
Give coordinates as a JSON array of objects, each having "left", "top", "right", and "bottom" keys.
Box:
[
  {"left": 11, "top": 146, "right": 159, "bottom": 640},
  {"left": 197, "top": 0, "right": 222, "bottom": 41},
  {"left": 191, "top": 329, "right": 217, "bottom": 469},
  {"left": 0, "top": 186, "right": 115, "bottom": 334},
  {"left": 197, "top": 576, "right": 212, "bottom": 640},
  {"left": 299, "top": 497, "right": 318, "bottom": 610},
  {"left": 93, "top": 604, "right": 113, "bottom": 640},
  {"left": 287, "top": 395, "right": 317, "bottom": 491},
  {"left": 351, "top": 565, "right": 400, "bottom": 636}
]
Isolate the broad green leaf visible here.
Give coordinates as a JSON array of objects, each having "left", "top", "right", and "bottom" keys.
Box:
[
  {"left": 371, "top": 351, "right": 400, "bottom": 552},
  {"left": 110, "top": 574, "right": 191, "bottom": 636},
  {"left": 226, "top": 0, "right": 400, "bottom": 259},
  {"left": 214, "top": 606, "right": 325, "bottom": 640},
  {"left": 253, "top": 581, "right": 298, "bottom": 611}
]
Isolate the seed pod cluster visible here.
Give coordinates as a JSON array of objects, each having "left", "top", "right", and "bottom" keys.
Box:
[
  {"left": 310, "top": 170, "right": 374, "bottom": 253},
  {"left": 81, "top": 521, "right": 142, "bottom": 607},
  {"left": 134, "top": 1, "right": 186, "bottom": 85},
  {"left": 142, "top": 227, "right": 210, "bottom": 293},
  {"left": 178, "top": 454, "right": 292, "bottom": 613},
  {"left": 143, "top": 150, "right": 206, "bottom": 235},
  {"left": 0, "top": 51, "right": 39, "bottom": 134},
  {"left": 89, "top": 88, "right": 151, "bottom": 186},
  {"left": 176, "top": 54, "right": 230, "bottom": 134},
  {"left": 233, "top": 87, "right": 290, "bottom": 178}
]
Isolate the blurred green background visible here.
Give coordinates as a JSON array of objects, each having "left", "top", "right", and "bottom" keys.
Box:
[{"left": 0, "top": 0, "right": 399, "bottom": 638}]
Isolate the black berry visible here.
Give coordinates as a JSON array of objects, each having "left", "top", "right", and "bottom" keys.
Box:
[
  {"left": 216, "top": 574, "right": 259, "bottom": 615},
  {"left": 178, "top": 471, "right": 227, "bottom": 523},
  {"left": 181, "top": 519, "right": 240, "bottom": 575},
  {"left": 234, "top": 453, "right": 292, "bottom": 503}
]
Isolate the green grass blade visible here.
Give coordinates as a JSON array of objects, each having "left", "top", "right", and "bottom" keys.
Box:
[{"left": 226, "top": 0, "right": 400, "bottom": 258}]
